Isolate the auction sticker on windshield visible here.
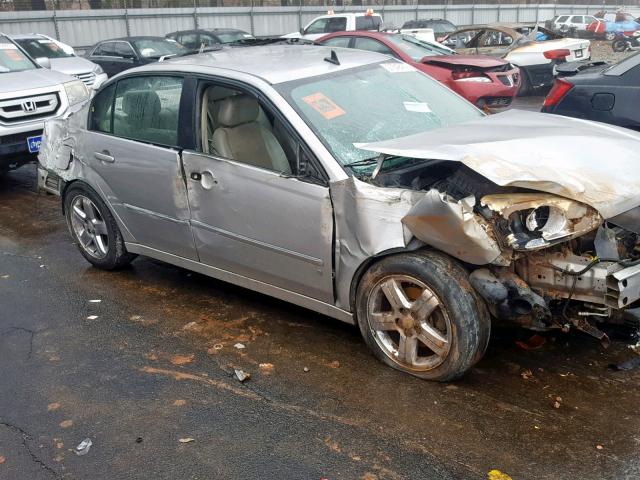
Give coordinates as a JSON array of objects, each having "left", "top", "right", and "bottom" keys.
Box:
[{"left": 302, "top": 92, "right": 346, "bottom": 120}]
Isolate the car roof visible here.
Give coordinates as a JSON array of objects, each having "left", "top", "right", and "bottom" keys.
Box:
[
  {"left": 101, "top": 36, "right": 168, "bottom": 42},
  {"left": 9, "top": 33, "right": 46, "bottom": 40},
  {"left": 141, "top": 44, "right": 389, "bottom": 84},
  {"left": 168, "top": 28, "right": 250, "bottom": 35}
]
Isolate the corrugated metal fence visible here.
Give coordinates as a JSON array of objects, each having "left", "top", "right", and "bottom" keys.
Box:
[{"left": 1, "top": 3, "right": 638, "bottom": 49}]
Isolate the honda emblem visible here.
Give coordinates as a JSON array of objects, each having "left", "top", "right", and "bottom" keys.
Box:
[{"left": 21, "top": 100, "right": 36, "bottom": 113}]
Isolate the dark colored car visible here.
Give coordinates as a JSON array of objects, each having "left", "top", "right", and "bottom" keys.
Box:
[
  {"left": 401, "top": 19, "right": 457, "bottom": 42},
  {"left": 541, "top": 52, "right": 640, "bottom": 131},
  {"left": 318, "top": 31, "right": 520, "bottom": 109},
  {"left": 86, "top": 36, "right": 187, "bottom": 76},
  {"left": 166, "top": 29, "right": 255, "bottom": 51}
]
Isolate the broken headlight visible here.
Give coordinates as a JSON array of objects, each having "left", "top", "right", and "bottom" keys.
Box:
[{"left": 480, "top": 193, "right": 602, "bottom": 251}]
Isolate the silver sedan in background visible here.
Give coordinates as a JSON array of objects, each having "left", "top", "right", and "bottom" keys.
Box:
[{"left": 38, "top": 45, "right": 640, "bottom": 381}]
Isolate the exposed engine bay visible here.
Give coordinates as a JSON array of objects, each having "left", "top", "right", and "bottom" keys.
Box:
[{"left": 369, "top": 158, "right": 640, "bottom": 343}]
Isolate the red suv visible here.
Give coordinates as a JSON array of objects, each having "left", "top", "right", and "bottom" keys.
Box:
[{"left": 317, "top": 31, "right": 520, "bottom": 109}]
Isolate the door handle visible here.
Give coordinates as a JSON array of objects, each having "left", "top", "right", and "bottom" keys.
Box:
[
  {"left": 190, "top": 170, "right": 217, "bottom": 189},
  {"left": 94, "top": 151, "right": 115, "bottom": 163}
]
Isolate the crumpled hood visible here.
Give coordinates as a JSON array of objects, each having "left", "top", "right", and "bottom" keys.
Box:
[
  {"left": 422, "top": 54, "right": 508, "bottom": 68},
  {"left": 356, "top": 109, "right": 640, "bottom": 219}
]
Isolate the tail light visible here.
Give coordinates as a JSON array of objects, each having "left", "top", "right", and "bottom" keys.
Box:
[
  {"left": 543, "top": 79, "right": 573, "bottom": 108},
  {"left": 543, "top": 49, "right": 571, "bottom": 60},
  {"left": 452, "top": 70, "right": 491, "bottom": 83}
]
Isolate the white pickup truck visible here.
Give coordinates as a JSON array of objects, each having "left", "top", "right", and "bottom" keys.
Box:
[{"left": 283, "top": 11, "right": 383, "bottom": 41}]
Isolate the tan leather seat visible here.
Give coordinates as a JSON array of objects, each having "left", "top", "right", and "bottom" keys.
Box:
[{"left": 212, "top": 94, "right": 291, "bottom": 174}]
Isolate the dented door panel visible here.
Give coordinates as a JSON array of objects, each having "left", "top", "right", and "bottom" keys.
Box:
[{"left": 182, "top": 151, "right": 335, "bottom": 304}]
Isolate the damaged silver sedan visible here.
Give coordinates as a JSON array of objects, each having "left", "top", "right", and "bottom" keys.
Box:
[{"left": 38, "top": 45, "right": 640, "bottom": 381}]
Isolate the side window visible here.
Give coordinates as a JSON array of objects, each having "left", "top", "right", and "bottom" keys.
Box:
[
  {"left": 200, "top": 33, "right": 218, "bottom": 47},
  {"left": 482, "top": 30, "right": 513, "bottom": 47},
  {"left": 321, "top": 37, "right": 351, "bottom": 48},
  {"left": 305, "top": 18, "right": 329, "bottom": 35},
  {"left": 199, "top": 83, "right": 325, "bottom": 182},
  {"left": 353, "top": 37, "right": 393, "bottom": 56},
  {"left": 325, "top": 17, "right": 347, "bottom": 33},
  {"left": 571, "top": 16, "right": 583, "bottom": 23},
  {"left": 179, "top": 32, "right": 199, "bottom": 49},
  {"left": 112, "top": 76, "right": 183, "bottom": 146},
  {"left": 557, "top": 15, "right": 569, "bottom": 23},
  {"left": 94, "top": 42, "right": 116, "bottom": 57},
  {"left": 115, "top": 42, "right": 135, "bottom": 58},
  {"left": 355, "top": 16, "right": 381, "bottom": 31},
  {"left": 89, "top": 83, "right": 115, "bottom": 133}
]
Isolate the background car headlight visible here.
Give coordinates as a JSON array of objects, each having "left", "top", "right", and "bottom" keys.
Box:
[
  {"left": 480, "top": 193, "right": 602, "bottom": 251},
  {"left": 93, "top": 64, "right": 104, "bottom": 75},
  {"left": 64, "top": 80, "right": 89, "bottom": 106}
]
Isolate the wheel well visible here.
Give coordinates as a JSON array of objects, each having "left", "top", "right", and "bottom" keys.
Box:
[{"left": 348, "top": 244, "right": 428, "bottom": 313}]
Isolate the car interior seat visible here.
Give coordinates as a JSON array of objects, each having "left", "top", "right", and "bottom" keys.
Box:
[{"left": 212, "top": 94, "right": 291, "bottom": 173}]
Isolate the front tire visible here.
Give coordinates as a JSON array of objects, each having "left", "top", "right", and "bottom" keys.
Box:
[
  {"left": 355, "top": 251, "right": 490, "bottom": 382},
  {"left": 63, "top": 184, "right": 136, "bottom": 270}
]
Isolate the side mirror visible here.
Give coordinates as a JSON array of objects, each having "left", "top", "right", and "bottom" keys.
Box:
[
  {"left": 35, "top": 57, "right": 51, "bottom": 69},
  {"left": 299, "top": 27, "right": 305, "bottom": 35}
]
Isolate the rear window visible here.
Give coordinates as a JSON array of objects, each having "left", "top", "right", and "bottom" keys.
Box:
[{"left": 356, "top": 15, "right": 382, "bottom": 31}]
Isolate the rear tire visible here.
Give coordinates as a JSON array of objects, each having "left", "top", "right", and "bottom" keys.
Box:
[
  {"left": 355, "top": 251, "right": 491, "bottom": 382},
  {"left": 63, "top": 184, "right": 136, "bottom": 270},
  {"left": 612, "top": 39, "right": 627, "bottom": 52}
]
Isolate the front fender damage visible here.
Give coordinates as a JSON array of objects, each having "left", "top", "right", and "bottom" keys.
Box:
[
  {"left": 330, "top": 177, "right": 510, "bottom": 310},
  {"left": 37, "top": 103, "right": 89, "bottom": 194}
]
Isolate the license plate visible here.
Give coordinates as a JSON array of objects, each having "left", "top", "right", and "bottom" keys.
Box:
[
  {"left": 27, "top": 135, "right": 42, "bottom": 153},
  {"left": 575, "top": 49, "right": 583, "bottom": 58}
]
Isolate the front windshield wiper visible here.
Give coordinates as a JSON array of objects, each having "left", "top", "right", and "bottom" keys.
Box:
[{"left": 345, "top": 153, "right": 392, "bottom": 179}]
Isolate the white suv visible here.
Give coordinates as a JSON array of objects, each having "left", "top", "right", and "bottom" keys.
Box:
[
  {"left": 283, "top": 11, "right": 383, "bottom": 41},
  {"left": 0, "top": 34, "right": 89, "bottom": 171},
  {"left": 547, "top": 14, "right": 598, "bottom": 33}
]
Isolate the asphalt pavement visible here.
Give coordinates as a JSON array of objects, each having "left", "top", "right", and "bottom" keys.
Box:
[{"left": 2, "top": 101, "right": 640, "bottom": 480}]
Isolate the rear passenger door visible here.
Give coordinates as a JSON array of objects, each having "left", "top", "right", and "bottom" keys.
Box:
[{"left": 80, "top": 75, "right": 198, "bottom": 260}]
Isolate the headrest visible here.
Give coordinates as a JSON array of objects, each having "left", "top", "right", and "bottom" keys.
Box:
[
  {"left": 122, "top": 90, "right": 161, "bottom": 121},
  {"left": 207, "top": 86, "right": 239, "bottom": 102},
  {"left": 216, "top": 94, "right": 259, "bottom": 127}
]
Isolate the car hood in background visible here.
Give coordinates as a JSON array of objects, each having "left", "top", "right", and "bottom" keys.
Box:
[
  {"left": 422, "top": 54, "right": 508, "bottom": 68},
  {"left": 356, "top": 109, "right": 640, "bottom": 219},
  {"left": 0, "top": 68, "right": 76, "bottom": 94},
  {"left": 49, "top": 56, "right": 97, "bottom": 75}
]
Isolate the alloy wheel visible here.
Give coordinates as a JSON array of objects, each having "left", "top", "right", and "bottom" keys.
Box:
[
  {"left": 366, "top": 275, "right": 452, "bottom": 372},
  {"left": 69, "top": 195, "right": 109, "bottom": 259}
]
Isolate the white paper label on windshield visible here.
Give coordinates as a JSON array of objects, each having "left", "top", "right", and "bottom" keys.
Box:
[
  {"left": 242, "top": 34, "right": 253, "bottom": 38},
  {"left": 38, "top": 40, "right": 54, "bottom": 44},
  {"left": 0, "top": 43, "right": 18, "bottom": 50},
  {"left": 380, "top": 62, "right": 414, "bottom": 73},
  {"left": 403, "top": 102, "right": 432, "bottom": 113}
]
